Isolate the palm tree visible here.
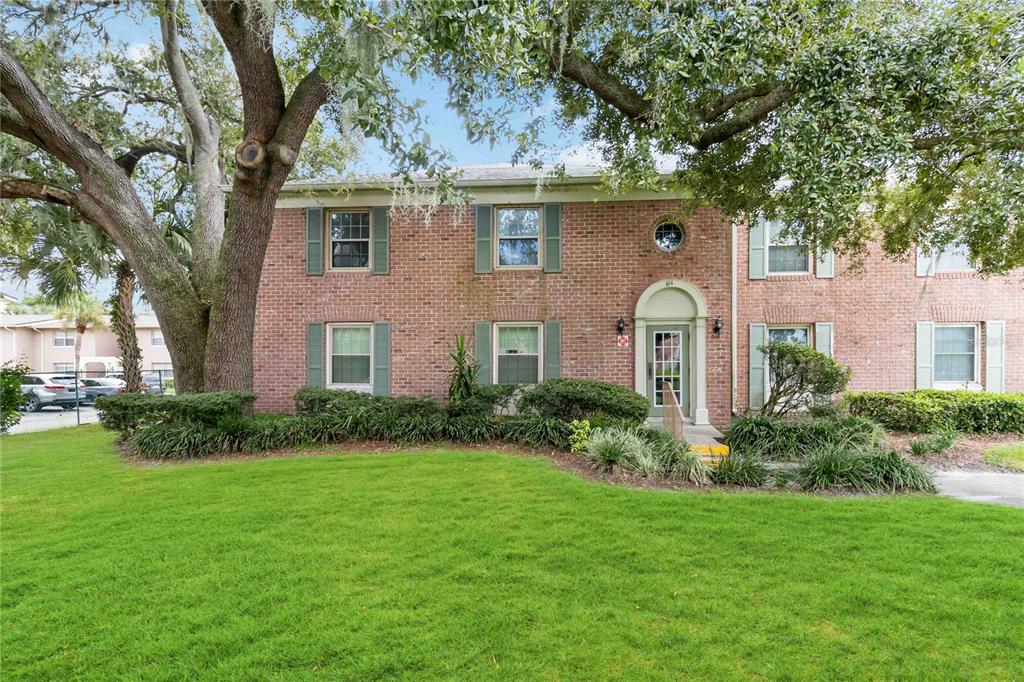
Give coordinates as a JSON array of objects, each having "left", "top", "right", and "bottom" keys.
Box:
[
  {"left": 54, "top": 293, "right": 108, "bottom": 376},
  {"left": 1, "top": 207, "right": 145, "bottom": 390}
]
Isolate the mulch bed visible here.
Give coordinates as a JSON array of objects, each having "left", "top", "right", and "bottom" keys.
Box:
[{"left": 886, "top": 431, "right": 1024, "bottom": 472}]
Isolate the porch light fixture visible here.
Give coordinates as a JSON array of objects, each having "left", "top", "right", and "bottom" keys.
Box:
[
  {"left": 616, "top": 316, "right": 626, "bottom": 334},
  {"left": 713, "top": 317, "right": 724, "bottom": 334}
]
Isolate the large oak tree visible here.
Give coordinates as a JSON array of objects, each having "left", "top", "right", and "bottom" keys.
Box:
[
  {"left": 1, "top": 0, "right": 449, "bottom": 392},
  {"left": 398, "top": 0, "right": 1024, "bottom": 273}
]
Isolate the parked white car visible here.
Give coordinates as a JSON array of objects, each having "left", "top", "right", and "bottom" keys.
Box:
[{"left": 19, "top": 374, "right": 86, "bottom": 412}]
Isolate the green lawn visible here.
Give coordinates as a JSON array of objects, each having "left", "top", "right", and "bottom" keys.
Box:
[
  {"left": 985, "top": 443, "right": 1024, "bottom": 472},
  {"left": 2, "top": 427, "right": 1022, "bottom": 680}
]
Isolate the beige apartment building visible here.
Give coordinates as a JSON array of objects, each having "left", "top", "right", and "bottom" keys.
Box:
[{"left": 0, "top": 296, "right": 171, "bottom": 374}]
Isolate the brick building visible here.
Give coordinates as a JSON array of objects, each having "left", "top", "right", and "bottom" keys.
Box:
[{"left": 253, "top": 165, "right": 1021, "bottom": 428}]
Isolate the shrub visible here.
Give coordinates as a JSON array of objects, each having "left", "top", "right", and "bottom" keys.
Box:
[
  {"left": 795, "top": 446, "right": 935, "bottom": 493},
  {"left": 1, "top": 360, "right": 28, "bottom": 435},
  {"left": 761, "top": 342, "right": 852, "bottom": 415},
  {"left": 126, "top": 422, "right": 219, "bottom": 459},
  {"left": 516, "top": 378, "right": 649, "bottom": 425},
  {"left": 910, "top": 430, "right": 957, "bottom": 456},
  {"left": 586, "top": 427, "right": 648, "bottom": 470},
  {"left": 496, "top": 415, "right": 572, "bottom": 450},
  {"left": 442, "top": 413, "right": 496, "bottom": 443},
  {"left": 447, "top": 335, "right": 479, "bottom": 402},
  {"left": 474, "top": 384, "right": 517, "bottom": 413},
  {"left": 293, "top": 387, "right": 375, "bottom": 415},
  {"left": 645, "top": 431, "right": 712, "bottom": 485},
  {"left": 568, "top": 419, "right": 591, "bottom": 453},
  {"left": 846, "top": 390, "right": 1024, "bottom": 433},
  {"left": 711, "top": 453, "right": 768, "bottom": 487},
  {"left": 724, "top": 414, "right": 882, "bottom": 460},
  {"left": 96, "top": 391, "right": 256, "bottom": 433}
]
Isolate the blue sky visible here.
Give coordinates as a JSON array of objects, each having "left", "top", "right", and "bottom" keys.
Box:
[{"left": 2, "top": 9, "right": 597, "bottom": 301}]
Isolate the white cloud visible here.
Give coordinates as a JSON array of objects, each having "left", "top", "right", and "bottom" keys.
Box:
[
  {"left": 127, "top": 42, "right": 156, "bottom": 63},
  {"left": 556, "top": 141, "right": 676, "bottom": 172}
]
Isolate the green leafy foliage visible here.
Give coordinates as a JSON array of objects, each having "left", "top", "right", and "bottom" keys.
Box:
[
  {"left": 847, "top": 390, "right": 1024, "bottom": 433},
  {"left": 496, "top": 415, "right": 572, "bottom": 450},
  {"left": 796, "top": 447, "right": 936, "bottom": 493},
  {"left": 397, "top": 1, "right": 1024, "bottom": 273},
  {"left": 725, "top": 414, "right": 883, "bottom": 460},
  {"left": 516, "top": 378, "right": 649, "bottom": 426},
  {"left": 585, "top": 427, "right": 647, "bottom": 471},
  {"left": 711, "top": 454, "right": 769, "bottom": 488},
  {"left": 983, "top": 444, "right": 1024, "bottom": 472},
  {"left": 446, "top": 334, "right": 479, "bottom": 402},
  {"left": 1, "top": 360, "right": 29, "bottom": 434},
  {"left": 568, "top": 419, "right": 590, "bottom": 454},
  {"left": 585, "top": 426, "right": 710, "bottom": 484},
  {"left": 910, "top": 431, "right": 957, "bottom": 457},
  {"left": 761, "top": 342, "right": 852, "bottom": 416},
  {"left": 95, "top": 391, "right": 256, "bottom": 433}
]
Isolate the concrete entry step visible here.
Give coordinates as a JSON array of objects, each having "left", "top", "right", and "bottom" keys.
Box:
[{"left": 645, "top": 418, "right": 729, "bottom": 459}]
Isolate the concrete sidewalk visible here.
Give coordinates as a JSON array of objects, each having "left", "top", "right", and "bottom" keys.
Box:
[
  {"left": 7, "top": 407, "right": 99, "bottom": 434},
  {"left": 933, "top": 471, "right": 1024, "bottom": 509}
]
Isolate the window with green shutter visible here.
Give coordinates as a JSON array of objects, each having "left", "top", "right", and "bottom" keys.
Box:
[
  {"left": 495, "top": 323, "right": 542, "bottom": 384},
  {"left": 327, "top": 324, "right": 372, "bottom": 388}
]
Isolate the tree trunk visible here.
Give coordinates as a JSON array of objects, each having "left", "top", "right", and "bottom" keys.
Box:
[
  {"left": 74, "top": 321, "right": 84, "bottom": 378},
  {"left": 109, "top": 260, "right": 143, "bottom": 392}
]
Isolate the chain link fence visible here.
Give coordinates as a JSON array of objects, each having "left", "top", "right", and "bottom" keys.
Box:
[{"left": 17, "top": 368, "right": 175, "bottom": 426}]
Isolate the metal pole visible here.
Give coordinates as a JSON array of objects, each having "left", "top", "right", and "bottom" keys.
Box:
[
  {"left": 75, "top": 367, "right": 81, "bottom": 426},
  {"left": 159, "top": 369, "right": 164, "bottom": 394}
]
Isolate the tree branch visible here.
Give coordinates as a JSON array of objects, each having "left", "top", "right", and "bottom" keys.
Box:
[
  {"left": 202, "top": 0, "right": 285, "bottom": 142},
  {"left": 270, "top": 66, "right": 329, "bottom": 161},
  {"left": 160, "top": 0, "right": 217, "bottom": 146},
  {"left": 115, "top": 139, "right": 188, "bottom": 175},
  {"left": 699, "top": 82, "right": 783, "bottom": 123},
  {"left": 691, "top": 86, "right": 794, "bottom": 151},
  {"left": 1, "top": 101, "right": 52, "bottom": 153},
  {"left": 545, "top": 48, "right": 652, "bottom": 122},
  {"left": 1, "top": 176, "right": 81, "bottom": 208}
]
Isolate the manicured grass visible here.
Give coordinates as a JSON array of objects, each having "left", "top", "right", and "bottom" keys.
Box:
[
  {"left": 984, "top": 443, "right": 1024, "bottom": 472},
  {"left": 2, "top": 426, "right": 1022, "bottom": 680}
]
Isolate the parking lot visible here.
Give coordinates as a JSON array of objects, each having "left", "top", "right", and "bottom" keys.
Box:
[{"left": 8, "top": 406, "right": 99, "bottom": 434}]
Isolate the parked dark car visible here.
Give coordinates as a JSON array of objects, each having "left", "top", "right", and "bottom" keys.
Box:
[{"left": 81, "top": 377, "right": 126, "bottom": 403}]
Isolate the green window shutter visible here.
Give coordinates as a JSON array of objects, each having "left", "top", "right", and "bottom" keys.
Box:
[
  {"left": 916, "top": 248, "right": 934, "bottom": 277},
  {"left": 985, "top": 320, "right": 1005, "bottom": 393},
  {"left": 306, "top": 322, "right": 324, "bottom": 387},
  {"left": 475, "top": 205, "right": 492, "bottom": 273},
  {"left": 543, "top": 320, "right": 561, "bottom": 379},
  {"left": 816, "top": 249, "right": 835, "bottom": 278},
  {"left": 748, "top": 217, "right": 767, "bottom": 280},
  {"left": 814, "top": 322, "right": 834, "bottom": 357},
  {"left": 543, "top": 203, "right": 562, "bottom": 272},
  {"left": 305, "top": 208, "right": 324, "bottom": 276},
  {"left": 371, "top": 206, "right": 389, "bottom": 274},
  {"left": 916, "top": 321, "right": 934, "bottom": 388},
  {"left": 475, "top": 321, "right": 492, "bottom": 385},
  {"left": 749, "top": 323, "right": 767, "bottom": 409},
  {"left": 372, "top": 322, "right": 390, "bottom": 396}
]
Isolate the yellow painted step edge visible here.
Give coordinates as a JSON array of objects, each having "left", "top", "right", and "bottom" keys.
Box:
[{"left": 688, "top": 444, "right": 729, "bottom": 457}]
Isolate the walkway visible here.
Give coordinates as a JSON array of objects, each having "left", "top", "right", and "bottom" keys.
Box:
[{"left": 933, "top": 471, "right": 1024, "bottom": 509}]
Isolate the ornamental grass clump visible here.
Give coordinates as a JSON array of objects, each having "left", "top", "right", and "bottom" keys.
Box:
[
  {"left": 795, "top": 446, "right": 935, "bottom": 493},
  {"left": 586, "top": 427, "right": 647, "bottom": 471},
  {"left": 910, "top": 430, "right": 957, "bottom": 456},
  {"left": 711, "top": 453, "right": 769, "bottom": 487}
]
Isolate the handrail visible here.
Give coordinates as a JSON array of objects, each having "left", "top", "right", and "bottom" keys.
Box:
[{"left": 660, "top": 380, "right": 686, "bottom": 439}]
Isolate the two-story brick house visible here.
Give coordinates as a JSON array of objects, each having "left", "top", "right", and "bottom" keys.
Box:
[{"left": 253, "top": 165, "right": 1021, "bottom": 429}]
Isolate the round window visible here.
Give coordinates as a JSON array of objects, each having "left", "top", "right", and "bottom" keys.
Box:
[{"left": 654, "top": 222, "right": 684, "bottom": 252}]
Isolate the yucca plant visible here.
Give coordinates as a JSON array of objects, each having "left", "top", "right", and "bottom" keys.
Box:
[{"left": 447, "top": 334, "right": 480, "bottom": 402}]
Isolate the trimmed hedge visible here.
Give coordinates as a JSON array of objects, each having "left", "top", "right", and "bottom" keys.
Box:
[
  {"left": 846, "top": 390, "right": 1024, "bottom": 433},
  {"left": 724, "top": 414, "right": 883, "bottom": 460},
  {"left": 516, "top": 378, "right": 649, "bottom": 425},
  {"left": 95, "top": 391, "right": 256, "bottom": 433}
]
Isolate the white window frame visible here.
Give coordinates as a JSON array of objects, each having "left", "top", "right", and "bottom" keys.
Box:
[
  {"left": 53, "top": 362, "right": 75, "bottom": 373},
  {"left": 494, "top": 206, "right": 543, "bottom": 270},
  {"left": 765, "top": 325, "right": 813, "bottom": 400},
  {"left": 326, "top": 209, "right": 372, "bottom": 272},
  {"left": 923, "top": 245, "right": 977, "bottom": 274},
  {"left": 493, "top": 322, "right": 543, "bottom": 385},
  {"left": 151, "top": 330, "right": 165, "bottom": 346},
  {"left": 326, "top": 323, "right": 374, "bottom": 391},
  {"left": 53, "top": 330, "right": 75, "bottom": 347},
  {"left": 933, "top": 323, "right": 980, "bottom": 389},
  {"left": 766, "top": 219, "right": 811, "bottom": 276}
]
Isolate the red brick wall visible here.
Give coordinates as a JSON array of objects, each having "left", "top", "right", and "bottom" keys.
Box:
[
  {"left": 254, "top": 201, "right": 735, "bottom": 425},
  {"left": 735, "top": 219, "right": 1024, "bottom": 410}
]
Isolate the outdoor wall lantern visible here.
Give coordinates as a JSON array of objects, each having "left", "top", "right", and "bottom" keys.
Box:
[
  {"left": 713, "top": 317, "right": 724, "bottom": 334},
  {"left": 616, "top": 316, "right": 626, "bottom": 334}
]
